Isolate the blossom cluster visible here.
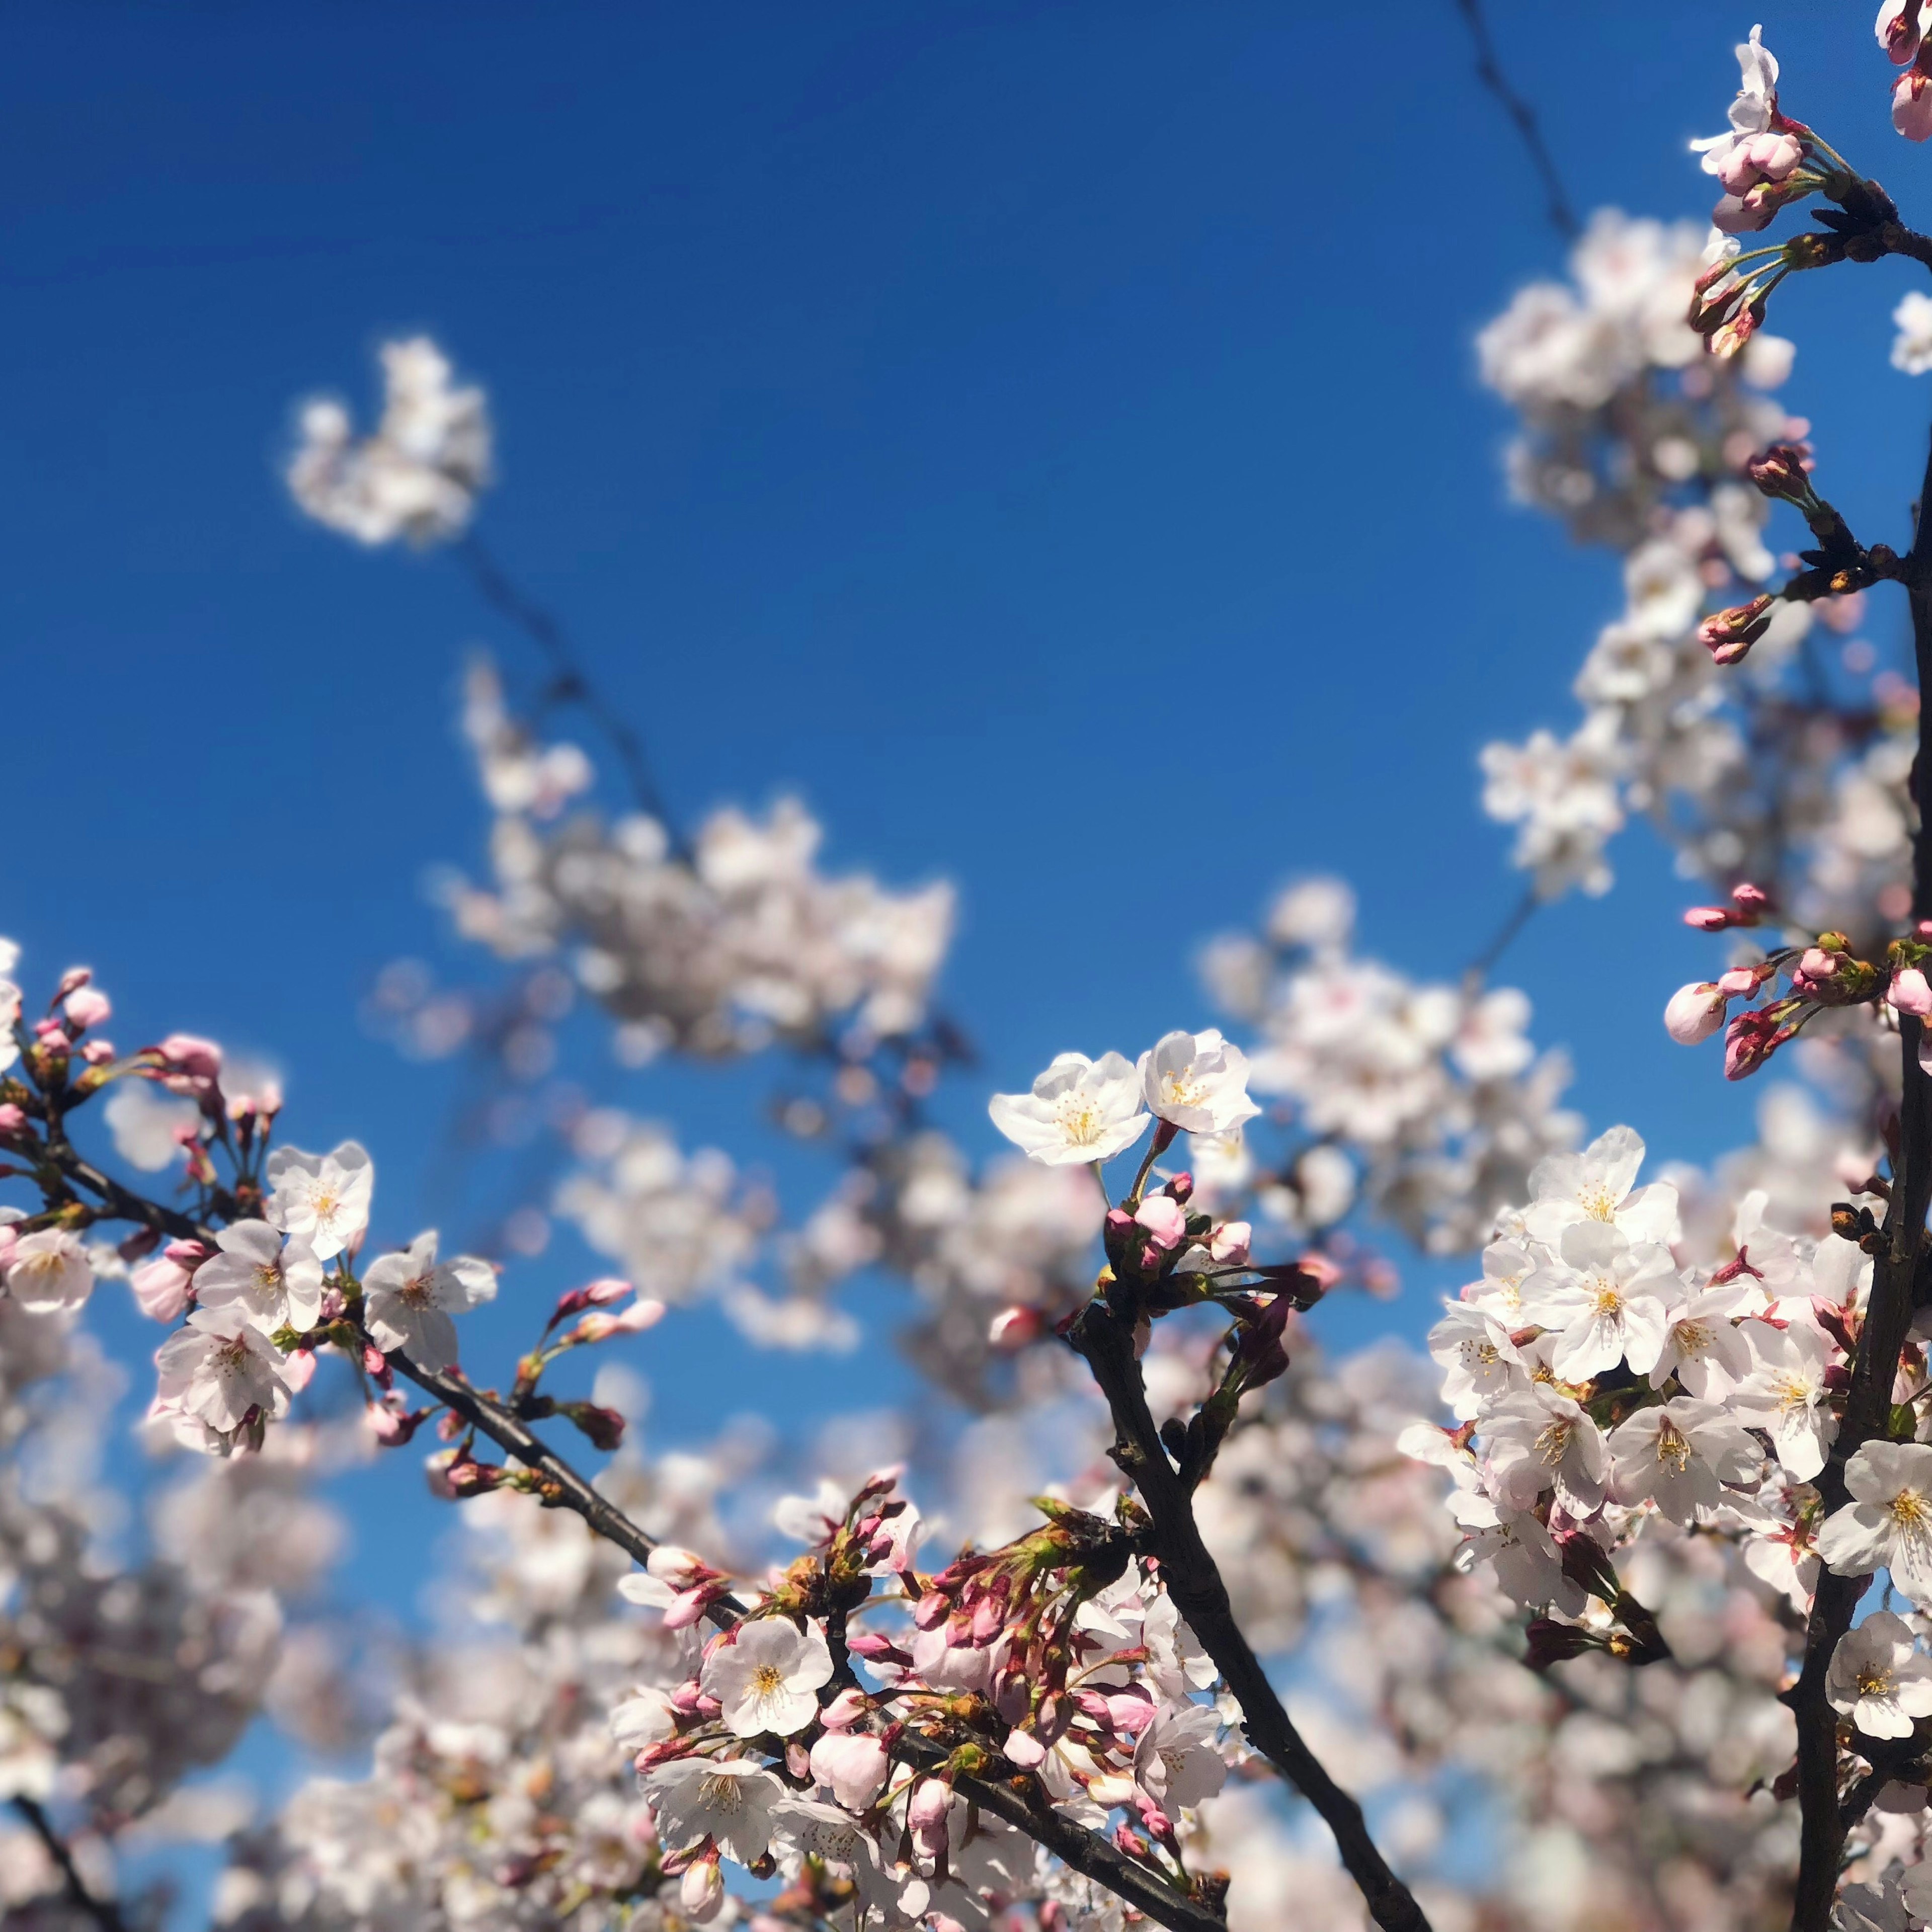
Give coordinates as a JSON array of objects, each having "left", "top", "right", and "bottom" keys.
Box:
[{"left": 286, "top": 337, "right": 493, "bottom": 547}]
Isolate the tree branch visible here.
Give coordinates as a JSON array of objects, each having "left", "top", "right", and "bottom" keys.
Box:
[
  {"left": 10, "top": 1796, "right": 126, "bottom": 1932},
  {"left": 1068, "top": 1302, "right": 1432, "bottom": 1932},
  {"left": 453, "top": 533, "right": 688, "bottom": 855},
  {"left": 1450, "top": 0, "right": 1579, "bottom": 243},
  {"left": 1786, "top": 422, "right": 1932, "bottom": 1932}
]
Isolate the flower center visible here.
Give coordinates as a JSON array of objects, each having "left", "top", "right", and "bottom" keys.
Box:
[
  {"left": 1590, "top": 1278, "right": 1624, "bottom": 1318},
  {"left": 1653, "top": 1420, "right": 1692, "bottom": 1474},
  {"left": 752, "top": 1664, "right": 785, "bottom": 1697},
  {"left": 1577, "top": 1182, "right": 1619, "bottom": 1222},
  {"left": 1859, "top": 1667, "right": 1896, "bottom": 1699},
  {"left": 1056, "top": 1101, "right": 1102, "bottom": 1146},
  {"left": 399, "top": 1273, "right": 435, "bottom": 1308},
  {"left": 1891, "top": 1489, "right": 1930, "bottom": 1530},
  {"left": 1535, "top": 1419, "right": 1573, "bottom": 1467},
  {"left": 697, "top": 1774, "right": 744, "bottom": 1813},
  {"left": 1674, "top": 1319, "right": 1710, "bottom": 1354}
]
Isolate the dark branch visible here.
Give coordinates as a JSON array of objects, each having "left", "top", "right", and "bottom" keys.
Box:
[
  {"left": 10, "top": 1796, "right": 126, "bottom": 1932},
  {"left": 1068, "top": 1303, "right": 1432, "bottom": 1932},
  {"left": 453, "top": 533, "right": 689, "bottom": 856},
  {"left": 1451, "top": 0, "right": 1579, "bottom": 243},
  {"left": 1785, "top": 423, "right": 1932, "bottom": 1932}
]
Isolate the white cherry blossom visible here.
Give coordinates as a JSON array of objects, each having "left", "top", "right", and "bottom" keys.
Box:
[
  {"left": 266, "top": 1140, "right": 374, "bottom": 1261},
  {"left": 1522, "top": 1125, "right": 1678, "bottom": 1248},
  {"left": 1643, "top": 1282, "right": 1753, "bottom": 1394},
  {"left": 1731, "top": 1317, "right": 1839, "bottom": 1480},
  {"left": 1828, "top": 1611, "right": 1932, "bottom": 1739},
  {"left": 1521, "top": 1222, "right": 1680, "bottom": 1381},
  {"left": 987, "top": 1052, "right": 1149, "bottom": 1166},
  {"left": 1137, "top": 1028, "right": 1262, "bottom": 1136},
  {"left": 1817, "top": 1442, "right": 1932, "bottom": 1603},
  {"left": 640, "top": 1756, "right": 785, "bottom": 1865},
  {"left": 1427, "top": 1303, "right": 1523, "bottom": 1419},
  {"left": 700, "top": 1617, "right": 834, "bottom": 1738},
  {"left": 1132, "top": 1702, "right": 1227, "bottom": 1810},
  {"left": 4, "top": 1230, "right": 93, "bottom": 1315},
  {"left": 192, "top": 1221, "right": 324, "bottom": 1334},
  {"left": 1606, "top": 1397, "right": 1762, "bottom": 1524},
  {"left": 152, "top": 1309, "right": 291, "bottom": 1438},
  {"left": 1482, "top": 1384, "right": 1608, "bottom": 1514},
  {"left": 361, "top": 1230, "right": 497, "bottom": 1372}
]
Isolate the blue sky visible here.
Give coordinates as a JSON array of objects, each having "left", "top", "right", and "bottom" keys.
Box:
[{"left": 5, "top": 0, "right": 1932, "bottom": 1797}]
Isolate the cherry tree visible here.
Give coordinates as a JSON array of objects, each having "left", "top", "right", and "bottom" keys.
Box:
[{"left": 24, "top": 14, "right": 1932, "bottom": 1932}]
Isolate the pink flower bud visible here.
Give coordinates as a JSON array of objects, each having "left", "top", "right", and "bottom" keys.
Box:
[
  {"left": 32, "top": 1022, "right": 69, "bottom": 1049},
  {"left": 1209, "top": 1220, "right": 1252, "bottom": 1266},
  {"left": 820, "top": 1686, "right": 867, "bottom": 1732},
  {"left": 1133, "top": 1196, "right": 1187, "bottom": 1250},
  {"left": 645, "top": 1545, "right": 710, "bottom": 1587},
  {"left": 810, "top": 1728, "right": 890, "bottom": 1809},
  {"left": 1882, "top": 0, "right": 1924, "bottom": 63},
  {"left": 679, "top": 1858, "right": 724, "bottom": 1922},
  {"left": 61, "top": 988, "right": 111, "bottom": 1031},
  {"left": 53, "top": 967, "right": 91, "bottom": 1001},
  {"left": 1717, "top": 967, "right": 1764, "bottom": 998},
  {"left": 1725, "top": 1008, "right": 1784, "bottom": 1081},
  {"left": 0, "top": 1105, "right": 25, "bottom": 1137},
  {"left": 1893, "top": 968, "right": 1932, "bottom": 1016},
  {"left": 80, "top": 1040, "right": 114, "bottom": 1065},
  {"left": 283, "top": 1348, "right": 317, "bottom": 1393},
  {"left": 909, "top": 1776, "right": 951, "bottom": 1841},
  {"left": 1730, "top": 882, "right": 1772, "bottom": 917},
  {"left": 914, "top": 1588, "right": 951, "bottom": 1629},
  {"left": 129, "top": 1256, "right": 193, "bottom": 1322},
  {"left": 1683, "top": 905, "right": 1733, "bottom": 932},
  {"left": 1664, "top": 982, "right": 1728, "bottom": 1044},
  {"left": 362, "top": 1344, "right": 388, "bottom": 1378},
  {"left": 1697, "top": 595, "right": 1777, "bottom": 664}
]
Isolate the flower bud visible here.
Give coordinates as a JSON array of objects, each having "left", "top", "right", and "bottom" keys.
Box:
[
  {"left": 1664, "top": 982, "right": 1728, "bottom": 1045},
  {"left": 1696, "top": 595, "right": 1777, "bottom": 664},
  {"left": 62, "top": 987, "right": 111, "bottom": 1031},
  {"left": 1730, "top": 882, "right": 1772, "bottom": 918},
  {"left": 1209, "top": 1220, "right": 1252, "bottom": 1266},
  {"left": 1892, "top": 967, "right": 1932, "bottom": 1016},
  {"left": 1745, "top": 442, "right": 1811, "bottom": 500},
  {"left": 1683, "top": 905, "right": 1733, "bottom": 932},
  {"left": 680, "top": 1858, "right": 724, "bottom": 1922},
  {"left": 987, "top": 1305, "right": 1044, "bottom": 1349}
]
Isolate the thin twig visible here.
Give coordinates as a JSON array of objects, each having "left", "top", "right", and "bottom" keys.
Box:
[
  {"left": 1463, "top": 884, "right": 1539, "bottom": 990},
  {"left": 1451, "top": 0, "right": 1580, "bottom": 243},
  {"left": 453, "top": 533, "right": 689, "bottom": 856},
  {"left": 10, "top": 1796, "right": 126, "bottom": 1932}
]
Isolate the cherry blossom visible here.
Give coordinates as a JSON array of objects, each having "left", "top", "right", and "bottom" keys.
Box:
[
  {"left": 1816, "top": 1442, "right": 1932, "bottom": 1602},
  {"left": 191, "top": 1222, "right": 324, "bottom": 1334},
  {"left": 639, "top": 1756, "right": 785, "bottom": 1865},
  {"left": 988, "top": 1050, "right": 1150, "bottom": 1165},
  {"left": 360, "top": 1230, "right": 497, "bottom": 1372},
  {"left": 1137, "top": 1028, "right": 1262, "bottom": 1137},
  {"left": 265, "top": 1140, "right": 373, "bottom": 1261},
  {"left": 699, "top": 1617, "right": 834, "bottom": 1738},
  {"left": 3, "top": 1231, "right": 93, "bottom": 1315},
  {"left": 1606, "top": 1397, "right": 1762, "bottom": 1523},
  {"left": 1827, "top": 1611, "right": 1932, "bottom": 1737}
]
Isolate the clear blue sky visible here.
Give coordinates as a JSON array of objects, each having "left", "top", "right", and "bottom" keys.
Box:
[{"left": 4, "top": 0, "right": 1929, "bottom": 1754}]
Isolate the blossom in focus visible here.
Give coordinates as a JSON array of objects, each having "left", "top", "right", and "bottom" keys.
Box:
[
  {"left": 153, "top": 1309, "right": 291, "bottom": 1437},
  {"left": 1690, "top": 26, "right": 1783, "bottom": 179},
  {"left": 4, "top": 1230, "right": 93, "bottom": 1315},
  {"left": 1827, "top": 1610, "right": 1932, "bottom": 1738},
  {"left": 266, "top": 1140, "right": 374, "bottom": 1261},
  {"left": 1643, "top": 1283, "right": 1754, "bottom": 1395},
  {"left": 1138, "top": 1028, "right": 1261, "bottom": 1136},
  {"left": 192, "top": 1222, "right": 325, "bottom": 1334},
  {"left": 1816, "top": 1441, "right": 1932, "bottom": 1602},
  {"left": 640, "top": 1756, "right": 784, "bottom": 1865},
  {"left": 987, "top": 1052, "right": 1150, "bottom": 1165},
  {"left": 1132, "top": 1702, "right": 1227, "bottom": 1810},
  {"left": 1606, "top": 1397, "right": 1761, "bottom": 1524},
  {"left": 700, "top": 1617, "right": 834, "bottom": 1738},
  {"left": 809, "top": 1728, "right": 890, "bottom": 1810},
  {"left": 1664, "top": 982, "right": 1728, "bottom": 1044},
  {"left": 1731, "top": 1318, "right": 1839, "bottom": 1479},
  {"left": 1521, "top": 1124, "right": 1677, "bottom": 1247},
  {"left": 1483, "top": 1385, "right": 1609, "bottom": 1514},
  {"left": 361, "top": 1230, "right": 497, "bottom": 1373},
  {"left": 1521, "top": 1222, "right": 1680, "bottom": 1381}
]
